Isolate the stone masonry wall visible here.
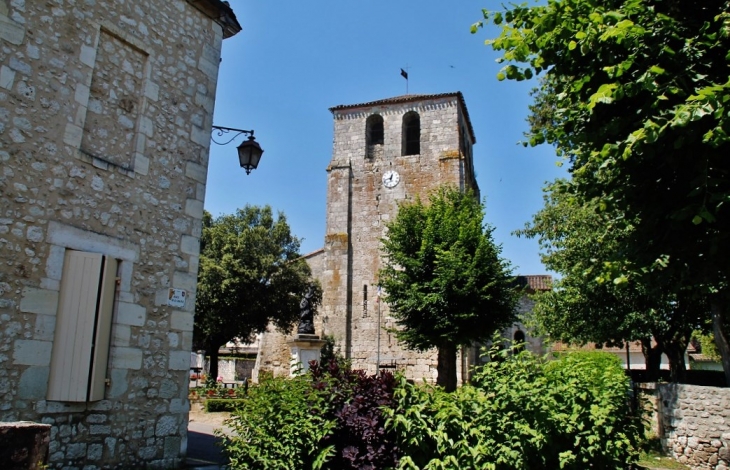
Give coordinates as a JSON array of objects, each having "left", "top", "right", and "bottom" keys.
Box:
[
  {"left": 503, "top": 296, "right": 547, "bottom": 355},
  {"left": 657, "top": 384, "right": 730, "bottom": 470},
  {"left": 254, "top": 249, "right": 326, "bottom": 380},
  {"left": 0, "top": 1, "right": 232, "bottom": 468}
]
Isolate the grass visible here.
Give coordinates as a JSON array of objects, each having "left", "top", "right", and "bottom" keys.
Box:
[
  {"left": 637, "top": 451, "right": 688, "bottom": 469},
  {"left": 636, "top": 436, "right": 688, "bottom": 470}
]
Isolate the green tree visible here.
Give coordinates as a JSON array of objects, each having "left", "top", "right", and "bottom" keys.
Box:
[
  {"left": 474, "top": 0, "right": 730, "bottom": 383},
  {"left": 518, "top": 184, "right": 706, "bottom": 381},
  {"left": 194, "top": 207, "right": 319, "bottom": 379},
  {"left": 692, "top": 330, "right": 722, "bottom": 362},
  {"left": 379, "top": 186, "right": 519, "bottom": 391}
]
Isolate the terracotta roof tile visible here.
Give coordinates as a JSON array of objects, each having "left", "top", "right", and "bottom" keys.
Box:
[
  {"left": 552, "top": 340, "right": 697, "bottom": 354},
  {"left": 689, "top": 353, "right": 719, "bottom": 362},
  {"left": 515, "top": 275, "right": 552, "bottom": 292}
]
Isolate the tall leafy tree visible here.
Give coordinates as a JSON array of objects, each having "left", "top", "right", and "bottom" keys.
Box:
[
  {"left": 195, "top": 207, "right": 319, "bottom": 379},
  {"left": 474, "top": 0, "right": 730, "bottom": 383},
  {"left": 518, "top": 184, "right": 706, "bottom": 381},
  {"left": 379, "top": 186, "right": 519, "bottom": 391}
]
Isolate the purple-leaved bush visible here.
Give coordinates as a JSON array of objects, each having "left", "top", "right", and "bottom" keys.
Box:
[{"left": 309, "top": 360, "right": 400, "bottom": 469}]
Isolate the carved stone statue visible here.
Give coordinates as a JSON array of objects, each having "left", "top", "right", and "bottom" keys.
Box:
[{"left": 297, "top": 285, "right": 315, "bottom": 335}]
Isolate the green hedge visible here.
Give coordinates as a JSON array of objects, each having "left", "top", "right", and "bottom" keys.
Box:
[
  {"left": 220, "top": 349, "right": 643, "bottom": 469},
  {"left": 386, "top": 348, "right": 642, "bottom": 469},
  {"left": 205, "top": 398, "right": 246, "bottom": 412}
]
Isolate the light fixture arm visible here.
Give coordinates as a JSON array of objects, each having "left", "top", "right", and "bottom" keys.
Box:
[
  {"left": 209, "top": 124, "right": 264, "bottom": 175},
  {"left": 211, "top": 125, "right": 255, "bottom": 146}
]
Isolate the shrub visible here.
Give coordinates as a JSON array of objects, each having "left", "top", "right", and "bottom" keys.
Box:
[
  {"left": 221, "top": 362, "right": 400, "bottom": 469},
  {"left": 204, "top": 399, "right": 246, "bottom": 412},
  {"left": 385, "top": 347, "right": 642, "bottom": 469},
  {"left": 222, "top": 350, "right": 641, "bottom": 469},
  {"left": 319, "top": 335, "right": 347, "bottom": 368},
  {"left": 541, "top": 351, "right": 641, "bottom": 468},
  {"left": 221, "top": 375, "right": 336, "bottom": 470},
  {"left": 310, "top": 361, "right": 400, "bottom": 469},
  {"left": 385, "top": 358, "right": 550, "bottom": 469}
]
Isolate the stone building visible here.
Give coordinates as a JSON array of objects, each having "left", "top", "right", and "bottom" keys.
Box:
[
  {"left": 501, "top": 275, "right": 551, "bottom": 355},
  {"left": 0, "top": 1, "right": 240, "bottom": 467},
  {"left": 256, "top": 93, "right": 548, "bottom": 383}
]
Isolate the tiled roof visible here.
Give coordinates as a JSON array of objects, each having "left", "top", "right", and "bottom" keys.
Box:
[
  {"left": 302, "top": 248, "right": 324, "bottom": 259},
  {"left": 552, "top": 340, "right": 697, "bottom": 354},
  {"left": 552, "top": 341, "right": 646, "bottom": 353},
  {"left": 329, "top": 92, "right": 476, "bottom": 144},
  {"left": 689, "top": 353, "right": 720, "bottom": 362},
  {"left": 515, "top": 275, "right": 552, "bottom": 292}
]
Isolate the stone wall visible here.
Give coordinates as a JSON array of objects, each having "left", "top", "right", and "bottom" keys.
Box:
[
  {"left": 0, "top": 1, "right": 238, "bottom": 468},
  {"left": 252, "top": 249, "right": 326, "bottom": 380},
  {"left": 207, "top": 357, "right": 255, "bottom": 382},
  {"left": 655, "top": 384, "right": 730, "bottom": 469}
]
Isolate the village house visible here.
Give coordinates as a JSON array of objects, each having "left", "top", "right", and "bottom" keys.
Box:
[{"left": 0, "top": 0, "right": 240, "bottom": 467}]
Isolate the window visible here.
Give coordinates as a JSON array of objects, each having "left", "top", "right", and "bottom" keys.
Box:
[
  {"left": 366, "top": 115, "right": 384, "bottom": 145},
  {"left": 366, "top": 114, "right": 384, "bottom": 158},
  {"left": 402, "top": 111, "right": 420, "bottom": 156},
  {"left": 47, "top": 251, "right": 118, "bottom": 402}
]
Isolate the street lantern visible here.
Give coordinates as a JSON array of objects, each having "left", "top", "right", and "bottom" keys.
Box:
[
  {"left": 211, "top": 125, "right": 264, "bottom": 175},
  {"left": 236, "top": 135, "right": 264, "bottom": 174}
]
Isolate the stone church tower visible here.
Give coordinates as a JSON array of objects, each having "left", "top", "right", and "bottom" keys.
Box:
[{"left": 255, "top": 92, "right": 481, "bottom": 383}]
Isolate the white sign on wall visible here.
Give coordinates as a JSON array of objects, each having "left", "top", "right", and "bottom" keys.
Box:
[{"left": 167, "top": 288, "right": 187, "bottom": 308}]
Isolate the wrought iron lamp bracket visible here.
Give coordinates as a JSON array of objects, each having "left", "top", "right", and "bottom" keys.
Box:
[{"left": 211, "top": 125, "right": 255, "bottom": 146}]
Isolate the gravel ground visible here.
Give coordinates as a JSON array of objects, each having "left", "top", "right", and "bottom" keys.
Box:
[{"left": 189, "top": 409, "right": 232, "bottom": 429}]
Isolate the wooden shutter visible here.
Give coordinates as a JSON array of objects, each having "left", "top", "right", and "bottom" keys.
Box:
[
  {"left": 88, "top": 256, "right": 117, "bottom": 401},
  {"left": 47, "top": 251, "right": 117, "bottom": 402}
]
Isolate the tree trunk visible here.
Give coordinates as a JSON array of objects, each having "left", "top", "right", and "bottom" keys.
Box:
[
  {"left": 710, "top": 295, "right": 730, "bottom": 386},
  {"left": 641, "top": 338, "right": 663, "bottom": 382},
  {"left": 207, "top": 341, "right": 222, "bottom": 382},
  {"left": 656, "top": 326, "right": 691, "bottom": 384},
  {"left": 665, "top": 343, "right": 687, "bottom": 383},
  {"left": 653, "top": 293, "right": 697, "bottom": 384},
  {"left": 437, "top": 344, "right": 458, "bottom": 392}
]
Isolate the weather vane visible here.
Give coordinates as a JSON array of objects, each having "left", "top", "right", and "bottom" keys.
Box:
[{"left": 400, "top": 66, "right": 410, "bottom": 94}]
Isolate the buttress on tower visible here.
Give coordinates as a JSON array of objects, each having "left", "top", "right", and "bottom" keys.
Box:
[{"left": 254, "top": 93, "right": 482, "bottom": 383}]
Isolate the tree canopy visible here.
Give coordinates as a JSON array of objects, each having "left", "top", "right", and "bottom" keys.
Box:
[
  {"left": 474, "top": 0, "right": 730, "bottom": 382},
  {"left": 379, "top": 186, "right": 519, "bottom": 391},
  {"left": 194, "top": 206, "right": 319, "bottom": 379},
  {"left": 518, "top": 184, "right": 706, "bottom": 381}
]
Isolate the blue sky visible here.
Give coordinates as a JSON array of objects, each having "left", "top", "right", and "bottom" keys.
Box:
[{"left": 205, "top": 1, "right": 567, "bottom": 276}]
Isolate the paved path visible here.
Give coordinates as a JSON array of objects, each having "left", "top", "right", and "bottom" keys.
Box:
[{"left": 185, "top": 411, "right": 232, "bottom": 470}]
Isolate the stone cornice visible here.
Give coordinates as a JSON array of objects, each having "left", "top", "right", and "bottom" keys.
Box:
[
  {"left": 186, "top": 0, "right": 242, "bottom": 39},
  {"left": 330, "top": 92, "right": 477, "bottom": 145}
]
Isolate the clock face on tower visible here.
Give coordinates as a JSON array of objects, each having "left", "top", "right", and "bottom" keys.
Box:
[{"left": 383, "top": 170, "right": 400, "bottom": 188}]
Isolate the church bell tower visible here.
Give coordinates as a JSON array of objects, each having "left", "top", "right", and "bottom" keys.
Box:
[{"left": 321, "top": 92, "right": 479, "bottom": 380}]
